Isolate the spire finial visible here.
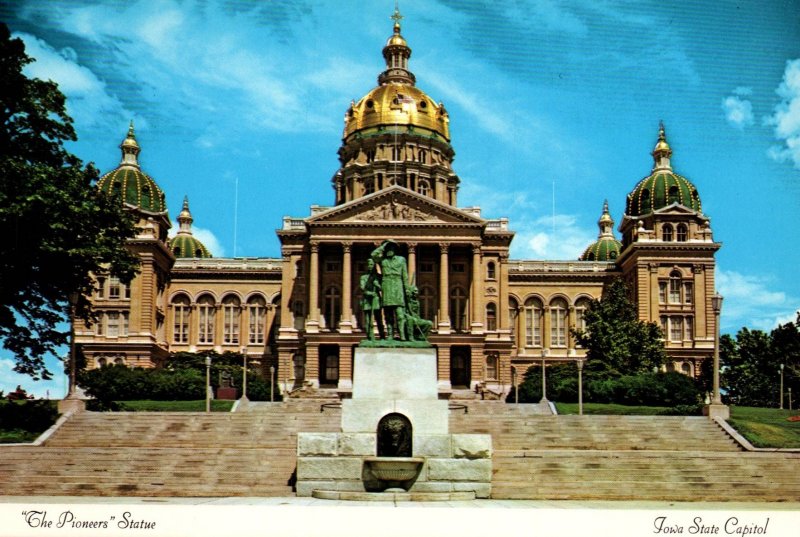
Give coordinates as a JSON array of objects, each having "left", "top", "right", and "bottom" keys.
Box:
[
  {"left": 177, "top": 195, "right": 193, "bottom": 234},
  {"left": 120, "top": 120, "right": 141, "bottom": 166},
  {"left": 127, "top": 120, "right": 135, "bottom": 139},
  {"left": 391, "top": 1, "right": 403, "bottom": 32},
  {"left": 652, "top": 120, "right": 672, "bottom": 170}
]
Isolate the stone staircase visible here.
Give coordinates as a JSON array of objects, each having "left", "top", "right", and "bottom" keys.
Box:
[
  {"left": 450, "top": 408, "right": 800, "bottom": 502},
  {"left": 0, "top": 402, "right": 341, "bottom": 497},
  {"left": 1, "top": 402, "right": 798, "bottom": 500}
]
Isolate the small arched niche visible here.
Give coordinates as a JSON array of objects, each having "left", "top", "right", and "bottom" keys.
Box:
[{"left": 377, "top": 413, "right": 412, "bottom": 457}]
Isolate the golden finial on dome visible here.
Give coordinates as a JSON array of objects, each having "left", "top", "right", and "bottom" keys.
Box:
[
  {"left": 120, "top": 119, "right": 140, "bottom": 166},
  {"left": 391, "top": 1, "right": 403, "bottom": 33},
  {"left": 652, "top": 120, "right": 672, "bottom": 170},
  {"left": 598, "top": 199, "right": 614, "bottom": 237},
  {"left": 177, "top": 195, "right": 194, "bottom": 233}
]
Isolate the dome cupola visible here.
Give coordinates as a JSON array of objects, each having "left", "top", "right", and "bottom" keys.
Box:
[
  {"left": 169, "top": 197, "right": 212, "bottom": 258},
  {"left": 625, "top": 123, "right": 702, "bottom": 218},
  {"left": 97, "top": 122, "right": 168, "bottom": 215},
  {"left": 580, "top": 200, "right": 622, "bottom": 261}
]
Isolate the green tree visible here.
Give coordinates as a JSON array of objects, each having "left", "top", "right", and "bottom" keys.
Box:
[
  {"left": 0, "top": 23, "right": 138, "bottom": 380},
  {"left": 572, "top": 277, "right": 666, "bottom": 377}
]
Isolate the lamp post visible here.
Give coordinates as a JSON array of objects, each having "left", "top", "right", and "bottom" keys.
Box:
[
  {"left": 270, "top": 365, "right": 276, "bottom": 403},
  {"left": 205, "top": 356, "right": 212, "bottom": 413},
  {"left": 59, "top": 292, "right": 84, "bottom": 413},
  {"left": 780, "top": 363, "right": 785, "bottom": 410},
  {"left": 577, "top": 359, "right": 584, "bottom": 416},
  {"left": 789, "top": 387, "right": 793, "bottom": 411},
  {"left": 240, "top": 347, "right": 248, "bottom": 403},
  {"left": 540, "top": 349, "right": 549, "bottom": 404},
  {"left": 704, "top": 292, "right": 729, "bottom": 419}
]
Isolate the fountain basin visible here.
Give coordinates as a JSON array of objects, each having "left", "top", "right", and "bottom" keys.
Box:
[{"left": 363, "top": 457, "right": 424, "bottom": 491}]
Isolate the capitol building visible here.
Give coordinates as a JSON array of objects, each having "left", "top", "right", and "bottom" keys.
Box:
[{"left": 76, "top": 12, "right": 720, "bottom": 399}]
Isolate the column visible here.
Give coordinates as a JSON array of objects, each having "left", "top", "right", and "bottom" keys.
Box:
[
  {"left": 438, "top": 242, "right": 450, "bottom": 333},
  {"left": 340, "top": 242, "right": 353, "bottom": 333},
  {"left": 471, "top": 243, "right": 484, "bottom": 332},
  {"left": 498, "top": 252, "right": 511, "bottom": 339},
  {"left": 278, "top": 251, "right": 296, "bottom": 338},
  {"left": 337, "top": 345, "right": 353, "bottom": 391},
  {"left": 306, "top": 241, "right": 320, "bottom": 333},
  {"left": 407, "top": 242, "right": 417, "bottom": 286}
]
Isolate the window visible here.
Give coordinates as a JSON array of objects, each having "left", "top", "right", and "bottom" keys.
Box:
[
  {"left": 669, "top": 316, "right": 683, "bottom": 342},
  {"left": 668, "top": 186, "right": 680, "bottom": 204},
  {"left": 676, "top": 224, "right": 688, "bottom": 242},
  {"left": 97, "top": 357, "right": 107, "bottom": 368},
  {"left": 449, "top": 286, "right": 467, "bottom": 331},
  {"left": 660, "top": 316, "right": 668, "bottom": 336},
  {"left": 198, "top": 295, "right": 215, "bottom": 344},
  {"left": 248, "top": 296, "right": 266, "bottom": 344},
  {"left": 420, "top": 261, "right": 434, "bottom": 273},
  {"left": 222, "top": 295, "right": 241, "bottom": 344},
  {"left": 391, "top": 145, "right": 401, "bottom": 161},
  {"left": 681, "top": 363, "right": 692, "bottom": 375},
  {"left": 486, "top": 303, "right": 497, "bottom": 331},
  {"left": 293, "top": 300, "right": 305, "bottom": 330},
  {"left": 575, "top": 298, "right": 591, "bottom": 341},
  {"left": 509, "top": 297, "right": 520, "bottom": 343},
  {"left": 683, "top": 282, "right": 693, "bottom": 304},
  {"left": 669, "top": 271, "right": 681, "bottom": 303},
  {"left": 419, "top": 286, "right": 435, "bottom": 321},
  {"left": 364, "top": 178, "right": 375, "bottom": 195},
  {"left": 416, "top": 179, "right": 430, "bottom": 196},
  {"left": 486, "top": 354, "right": 498, "bottom": 380},
  {"left": 684, "top": 317, "right": 694, "bottom": 341},
  {"left": 524, "top": 298, "right": 543, "bottom": 347},
  {"left": 325, "top": 260, "right": 341, "bottom": 273},
  {"left": 486, "top": 261, "right": 496, "bottom": 280},
  {"left": 106, "top": 311, "right": 120, "bottom": 337},
  {"left": 452, "top": 263, "right": 466, "bottom": 273},
  {"left": 662, "top": 224, "right": 674, "bottom": 242},
  {"left": 141, "top": 185, "right": 151, "bottom": 207},
  {"left": 550, "top": 298, "right": 568, "bottom": 348},
  {"left": 96, "top": 277, "right": 106, "bottom": 298},
  {"left": 114, "top": 356, "right": 125, "bottom": 366},
  {"left": 659, "top": 282, "right": 667, "bottom": 304},
  {"left": 295, "top": 260, "right": 304, "bottom": 278},
  {"left": 109, "top": 277, "right": 121, "bottom": 299},
  {"left": 324, "top": 285, "right": 341, "bottom": 329},
  {"left": 120, "top": 312, "right": 129, "bottom": 336},
  {"left": 172, "top": 295, "right": 190, "bottom": 343},
  {"left": 418, "top": 149, "right": 427, "bottom": 163}
]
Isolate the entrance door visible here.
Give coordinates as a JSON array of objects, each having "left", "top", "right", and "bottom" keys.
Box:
[{"left": 450, "top": 346, "right": 470, "bottom": 388}]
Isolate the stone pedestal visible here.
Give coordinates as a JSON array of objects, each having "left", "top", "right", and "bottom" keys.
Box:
[
  {"left": 703, "top": 403, "right": 730, "bottom": 420},
  {"left": 296, "top": 347, "right": 492, "bottom": 498}
]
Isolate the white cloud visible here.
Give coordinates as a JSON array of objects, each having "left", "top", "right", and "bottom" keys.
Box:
[
  {"left": 721, "top": 93, "right": 754, "bottom": 129},
  {"left": 514, "top": 214, "right": 595, "bottom": 260},
  {"left": 766, "top": 59, "right": 800, "bottom": 169},
  {"left": 0, "top": 358, "right": 66, "bottom": 400},
  {"left": 169, "top": 225, "right": 225, "bottom": 257},
  {"left": 733, "top": 86, "right": 753, "bottom": 96},
  {"left": 716, "top": 268, "right": 798, "bottom": 332},
  {"left": 14, "top": 32, "right": 136, "bottom": 131}
]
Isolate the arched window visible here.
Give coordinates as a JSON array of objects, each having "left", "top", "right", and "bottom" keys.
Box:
[
  {"left": 550, "top": 298, "right": 568, "bottom": 348},
  {"left": 141, "top": 185, "right": 151, "bottom": 207},
  {"left": 248, "top": 296, "right": 267, "bottom": 344},
  {"left": 97, "top": 357, "right": 107, "bottom": 368},
  {"left": 450, "top": 286, "right": 467, "bottom": 331},
  {"left": 418, "top": 149, "right": 427, "bottom": 163},
  {"left": 222, "top": 295, "right": 241, "bottom": 344},
  {"left": 485, "top": 302, "right": 497, "bottom": 331},
  {"left": 668, "top": 185, "right": 680, "bottom": 204},
  {"left": 676, "top": 224, "right": 688, "bottom": 242},
  {"left": 197, "top": 295, "right": 215, "bottom": 344},
  {"left": 662, "top": 224, "right": 674, "bottom": 242},
  {"left": 113, "top": 356, "right": 125, "bottom": 366},
  {"left": 172, "top": 295, "right": 190, "bottom": 343},
  {"left": 324, "top": 285, "right": 341, "bottom": 329},
  {"left": 486, "top": 261, "right": 496, "bottom": 280},
  {"left": 486, "top": 353, "right": 498, "bottom": 380},
  {"left": 681, "top": 362, "right": 692, "bottom": 375},
  {"left": 419, "top": 286, "right": 435, "bottom": 321},
  {"left": 669, "top": 271, "right": 682, "bottom": 303},
  {"left": 416, "top": 179, "right": 430, "bottom": 196},
  {"left": 524, "top": 297, "right": 543, "bottom": 348},
  {"left": 574, "top": 297, "right": 591, "bottom": 335}
]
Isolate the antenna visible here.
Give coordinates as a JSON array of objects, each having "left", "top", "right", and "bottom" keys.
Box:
[
  {"left": 552, "top": 176, "right": 556, "bottom": 239},
  {"left": 233, "top": 176, "right": 239, "bottom": 258}
]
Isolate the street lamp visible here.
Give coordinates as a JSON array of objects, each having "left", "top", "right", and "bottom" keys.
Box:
[
  {"left": 780, "top": 363, "right": 785, "bottom": 410},
  {"left": 789, "top": 387, "right": 793, "bottom": 411},
  {"left": 577, "top": 359, "right": 584, "bottom": 416},
  {"left": 540, "top": 349, "right": 549, "bottom": 404},
  {"left": 205, "top": 356, "right": 212, "bottom": 413},
  {"left": 704, "top": 292, "right": 729, "bottom": 419},
  {"left": 240, "top": 347, "right": 249, "bottom": 403},
  {"left": 59, "top": 292, "right": 84, "bottom": 414},
  {"left": 270, "top": 365, "right": 276, "bottom": 403}
]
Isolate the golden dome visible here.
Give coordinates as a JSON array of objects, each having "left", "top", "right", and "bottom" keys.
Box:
[{"left": 343, "top": 84, "right": 450, "bottom": 141}]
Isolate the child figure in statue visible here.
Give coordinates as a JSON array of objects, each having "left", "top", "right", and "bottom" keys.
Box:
[{"left": 359, "top": 258, "right": 385, "bottom": 340}]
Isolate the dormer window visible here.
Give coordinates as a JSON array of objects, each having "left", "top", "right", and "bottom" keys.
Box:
[
  {"left": 668, "top": 186, "right": 680, "bottom": 205},
  {"left": 676, "top": 224, "right": 688, "bottom": 242},
  {"left": 662, "top": 223, "right": 674, "bottom": 242}
]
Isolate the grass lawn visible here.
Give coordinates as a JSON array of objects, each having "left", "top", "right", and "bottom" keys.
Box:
[
  {"left": 728, "top": 406, "right": 800, "bottom": 448},
  {"left": 555, "top": 402, "right": 677, "bottom": 415},
  {"left": 114, "top": 400, "right": 235, "bottom": 412},
  {"left": 0, "top": 429, "right": 40, "bottom": 444}
]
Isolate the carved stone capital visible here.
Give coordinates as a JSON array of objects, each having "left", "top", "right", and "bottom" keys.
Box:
[
  {"left": 407, "top": 242, "right": 417, "bottom": 253},
  {"left": 342, "top": 241, "right": 352, "bottom": 254},
  {"left": 309, "top": 241, "right": 320, "bottom": 253},
  {"left": 439, "top": 243, "right": 449, "bottom": 254},
  {"left": 648, "top": 262, "right": 660, "bottom": 273},
  {"left": 692, "top": 264, "right": 704, "bottom": 274}
]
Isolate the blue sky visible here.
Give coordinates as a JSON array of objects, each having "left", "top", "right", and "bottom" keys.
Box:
[{"left": 2, "top": 0, "right": 799, "bottom": 397}]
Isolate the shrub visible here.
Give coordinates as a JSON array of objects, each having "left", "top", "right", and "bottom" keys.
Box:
[{"left": 0, "top": 400, "right": 58, "bottom": 432}]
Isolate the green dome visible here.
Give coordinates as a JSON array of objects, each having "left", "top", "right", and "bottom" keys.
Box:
[
  {"left": 625, "top": 123, "right": 702, "bottom": 217},
  {"left": 97, "top": 167, "right": 167, "bottom": 213},
  {"left": 168, "top": 196, "right": 212, "bottom": 258},
  {"left": 169, "top": 234, "right": 212, "bottom": 258},
  {"left": 97, "top": 122, "right": 168, "bottom": 214},
  {"left": 580, "top": 237, "right": 622, "bottom": 261},
  {"left": 625, "top": 171, "right": 701, "bottom": 217}
]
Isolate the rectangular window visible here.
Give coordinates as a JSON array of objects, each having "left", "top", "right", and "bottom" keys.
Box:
[
  {"left": 486, "top": 354, "right": 498, "bottom": 380},
  {"left": 96, "top": 277, "right": 106, "bottom": 299},
  {"left": 660, "top": 316, "right": 668, "bottom": 337},
  {"left": 669, "top": 316, "right": 683, "bottom": 342},
  {"left": 683, "top": 282, "right": 693, "bottom": 304},
  {"left": 684, "top": 317, "right": 693, "bottom": 341},
  {"left": 199, "top": 307, "right": 214, "bottom": 344},
  {"left": 120, "top": 312, "right": 129, "bottom": 336},
  {"left": 109, "top": 277, "right": 121, "bottom": 299},
  {"left": 420, "top": 261, "right": 434, "bottom": 273},
  {"left": 223, "top": 307, "right": 239, "bottom": 344},
  {"left": 669, "top": 279, "right": 681, "bottom": 304},
  {"left": 173, "top": 307, "right": 189, "bottom": 343},
  {"left": 525, "top": 308, "right": 541, "bottom": 347},
  {"left": 551, "top": 309, "right": 567, "bottom": 347},
  {"left": 249, "top": 306, "right": 265, "bottom": 344},
  {"left": 658, "top": 282, "right": 667, "bottom": 304},
  {"left": 325, "top": 261, "right": 341, "bottom": 273},
  {"left": 451, "top": 263, "right": 466, "bottom": 273},
  {"left": 106, "top": 311, "right": 120, "bottom": 337}
]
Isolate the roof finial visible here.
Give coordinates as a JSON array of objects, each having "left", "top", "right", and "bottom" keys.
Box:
[
  {"left": 120, "top": 120, "right": 140, "bottom": 167},
  {"left": 177, "top": 195, "right": 194, "bottom": 234},
  {"left": 127, "top": 120, "right": 136, "bottom": 139},
  {"left": 391, "top": 1, "right": 403, "bottom": 33},
  {"left": 652, "top": 120, "right": 672, "bottom": 170}
]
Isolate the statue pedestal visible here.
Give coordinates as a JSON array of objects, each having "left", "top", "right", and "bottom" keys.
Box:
[{"left": 703, "top": 403, "right": 730, "bottom": 420}]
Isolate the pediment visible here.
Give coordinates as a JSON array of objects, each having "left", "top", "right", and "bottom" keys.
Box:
[
  {"left": 652, "top": 203, "right": 704, "bottom": 217},
  {"left": 306, "top": 186, "right": 484, "bottom": 225}
]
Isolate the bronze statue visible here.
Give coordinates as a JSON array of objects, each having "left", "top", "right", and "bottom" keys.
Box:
[
  {"left": 359, "top": 258, "right": 385, "bottom": 340},
  {"left": 370, "top": 240, "right": 409, "bottom": 341}
]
